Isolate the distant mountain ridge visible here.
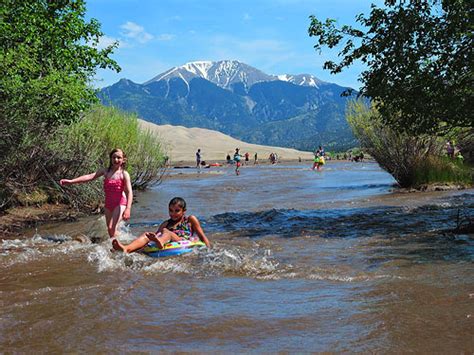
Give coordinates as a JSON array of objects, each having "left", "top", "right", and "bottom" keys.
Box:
[{"left": 99, "top": 60, "right": 357, "bottom": 151}]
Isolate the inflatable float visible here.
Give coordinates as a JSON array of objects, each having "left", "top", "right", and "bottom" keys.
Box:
[
  {"left": 314, "top": 156, "right": 325, "bottom": 165},
  {"left": 141, "top": 240, "right": 206, "bottom": 258}
]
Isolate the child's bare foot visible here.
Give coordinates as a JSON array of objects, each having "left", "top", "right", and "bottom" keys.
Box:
[{"left": 111, "top": 238, "right": 125, "bottom": 252}]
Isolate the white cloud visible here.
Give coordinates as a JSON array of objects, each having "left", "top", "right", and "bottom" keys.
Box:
[
  {"left": 96, "top": 35, "right": 120, "bottom": 50},
  {"left": 157, "top": 33, "right": 176, "bottom": 41},
  {"left": 120, "top": 21, "right": 154, "bottom": 44}
]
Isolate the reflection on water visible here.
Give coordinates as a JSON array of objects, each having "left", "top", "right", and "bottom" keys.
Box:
[{"left": 1, "top": 162, "right": 473, "bottom": 352}]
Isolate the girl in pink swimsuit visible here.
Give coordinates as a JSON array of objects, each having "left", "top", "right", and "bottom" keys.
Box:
[{"left": 60, "top": 148, "right": 133, "bottom": 246}]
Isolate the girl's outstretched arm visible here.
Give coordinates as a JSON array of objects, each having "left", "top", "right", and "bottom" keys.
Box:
[
  {"left": 189, "top": 215, "right": 211, "bottom": 248},
  {"left": 122, "top": 170, "right": 133, "bottom": 221},
  {"left": 60, "top": 169, "right": 105, "bottom": 186}
]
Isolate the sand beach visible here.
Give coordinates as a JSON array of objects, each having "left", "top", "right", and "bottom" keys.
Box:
[{"left": 138, "top": 119, "right": 314, "bottom": 163}]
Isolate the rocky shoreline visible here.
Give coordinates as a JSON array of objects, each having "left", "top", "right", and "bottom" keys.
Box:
[{"left": 0, "top": 204, "right": 84, "bottom": 239}]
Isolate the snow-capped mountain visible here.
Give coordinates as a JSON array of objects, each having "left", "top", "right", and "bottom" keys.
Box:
[
  {"left": 277, "top": 74, "right": 323, "bottom": 88},
  {"left": 145, "top": 60, "right": 324, "bottom": 91},
  {"left": 99, "top": 60, "right": 357, "bottom": 151},
  {"left": 146, "top": 60, "right": 276, "bottom": 90}
]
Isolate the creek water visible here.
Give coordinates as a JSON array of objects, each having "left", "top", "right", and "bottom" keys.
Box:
[{"left": 1, "top": 161, "right": 473, "bottom": 352}]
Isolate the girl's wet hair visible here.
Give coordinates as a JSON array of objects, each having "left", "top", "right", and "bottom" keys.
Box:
[
  {"left": 108, "top": 148, "right": 127, "bottom": 171},
  {"left": 169, "top": 197, "right": 186, "bottom": 210}
]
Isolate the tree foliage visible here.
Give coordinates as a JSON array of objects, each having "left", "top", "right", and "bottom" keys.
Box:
[
  {"left": 0, "top": 0, "right": 120, "bottom": 156},
  {"left": 0, "top": 0, "right": 121, "bottom": 209},
  {"left": 308, "top": 0, "right": 473, "bottom": 135}
]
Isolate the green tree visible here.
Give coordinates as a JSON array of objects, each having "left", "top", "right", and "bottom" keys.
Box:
[
  {"left": 308, "top": 0, "right": 473, "bottom": 135},
  {"left": 0, "top": 0, "right": 120, "bottom": 209},
  {"left": 1, "top": 0, "right": 120, "bottom": 153}
]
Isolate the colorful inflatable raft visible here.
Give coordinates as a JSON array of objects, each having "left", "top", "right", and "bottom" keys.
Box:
[{"left": 141, "top": 240, "right": 206, "bottom": 258}]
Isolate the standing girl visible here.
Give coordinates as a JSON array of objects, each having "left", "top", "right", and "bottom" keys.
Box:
[{"left": 60, "top": 148, "right": 133, "bottom": 245}]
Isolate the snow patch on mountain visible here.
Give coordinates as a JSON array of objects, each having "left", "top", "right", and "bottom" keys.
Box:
[{"left": 277, "top": 74, "right": 323, "bottom": 88}]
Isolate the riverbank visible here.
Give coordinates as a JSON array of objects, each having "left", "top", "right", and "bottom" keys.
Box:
[{"left": 0, "top": 204, "right": 84, "bottom": 239}]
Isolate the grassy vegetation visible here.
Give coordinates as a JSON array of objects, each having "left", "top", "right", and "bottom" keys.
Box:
[
  {"left": 1, "top": 105, "right": 167, "bottom": 210},
  {"left": 51, "top": 105, "right": 168, "bottom": 209},
  {"left": 346, "top": 99, "right": 473, "bottom": 189},
  {"left": 414, "top": 156, "right": 472, "bottom": 186}
]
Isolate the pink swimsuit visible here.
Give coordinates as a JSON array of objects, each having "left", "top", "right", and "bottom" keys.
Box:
[{"left": 103, "top": 175, "right": 127, "bottom": 210}]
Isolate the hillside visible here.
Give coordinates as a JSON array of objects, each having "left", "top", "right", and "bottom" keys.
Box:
[{"left": 138, "top": 120, "right": 314, "bottom": 163}]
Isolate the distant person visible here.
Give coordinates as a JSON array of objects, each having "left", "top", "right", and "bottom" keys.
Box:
[
  {"left": 196, "top": 148, "right": 202, "bottom": 170},
  {"left": 233, "top": 148, "right": 242, "bottom": 175},
  {"left": 446, "top": 141, "right": 455, "bottom": 159},
  {"left": 298, "top": 156, "right": 302, "bottom": 163},
  {"left": 269, "top": 152, "right": 277, "bottom": 164},
  {"left": 226, "top": 153, "right": 232, "bottom": 164},
  {"left": 318, "top": 145, "right": 325, "bottom": 157},
  {"left": 312, "top": 148, "right": 325, "bottom": 171},
  {"left": 244, "top": 152, "right": 250, "bottom": 165},
  {"left": 254, "top": 152, "right": 258, "bottom": 164},
  {"left": 113, "top": 197, "right": 211, "bottom": 252},
  {"left": 60, "top": 148, "right": 133, "bottom": 247}
]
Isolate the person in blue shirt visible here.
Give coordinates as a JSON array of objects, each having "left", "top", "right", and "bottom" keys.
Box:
[{"left": 233, "top": 148, "right": 242, "bottom": 175}]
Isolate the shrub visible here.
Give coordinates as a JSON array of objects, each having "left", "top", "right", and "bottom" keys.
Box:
[
  {"left": 346, "top": 100, "right": 471, "bottom": 188},
  {"left": 50, "top": 106, "right": 168, "bottom": 208},
  {"left": 0, "top": 106, "right": 167, "bottom": 210}
]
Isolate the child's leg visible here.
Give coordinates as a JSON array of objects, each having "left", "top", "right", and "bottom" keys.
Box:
[
  {"left": 153, "top": 229, "right": 181, "bottom": 248},
  {"left": 117, "top": 232, "right": 155, "bottom": 253},
  {"left": 105, "top": 205, "right": 126, "bottom": 239}
]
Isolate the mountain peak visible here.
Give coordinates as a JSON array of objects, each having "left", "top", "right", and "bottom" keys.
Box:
[
  {"left": 145, "top": 60, "right": 276, "bottom": 89},
  {"left": 145, "top": 59, "right": 326, "bottom": 91}
]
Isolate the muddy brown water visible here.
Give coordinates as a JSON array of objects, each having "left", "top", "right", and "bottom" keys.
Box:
[{"left": 1, "top": 162, "right": 473, "bottom": 352}]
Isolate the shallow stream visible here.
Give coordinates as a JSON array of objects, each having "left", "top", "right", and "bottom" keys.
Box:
[{"left": 1, "top": 162, "right": 473, "bottom": 352}]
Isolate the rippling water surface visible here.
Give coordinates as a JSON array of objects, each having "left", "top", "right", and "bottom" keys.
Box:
[{"left": 1, "top": 162, "right": 473, "bottom": 352}]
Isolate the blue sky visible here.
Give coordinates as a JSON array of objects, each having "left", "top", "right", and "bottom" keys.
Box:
[{"left": 87, "top": 0, "right": 382, "bottom": 89}]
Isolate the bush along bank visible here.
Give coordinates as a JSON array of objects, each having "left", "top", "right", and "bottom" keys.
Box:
[
  {"left": 346, "top": 100, "right": 473, "bottom": 189},
  {"left": 1, "top": 105, "right": 168, "bottom": 212}
]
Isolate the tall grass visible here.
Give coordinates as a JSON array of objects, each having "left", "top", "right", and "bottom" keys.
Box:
[
  {"left": 50, "top": 105, "right": 168, "bottom": 208},
  {"left": 414, "top": 156, "right": 472, "bottom": 186},
  {"left": 0, "top": 105, "right": 167, "bottom": 210}
]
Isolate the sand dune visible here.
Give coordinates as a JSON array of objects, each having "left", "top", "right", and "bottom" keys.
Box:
[{"left": 138, "top": 119, "right": 314, "bottom": 163}]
